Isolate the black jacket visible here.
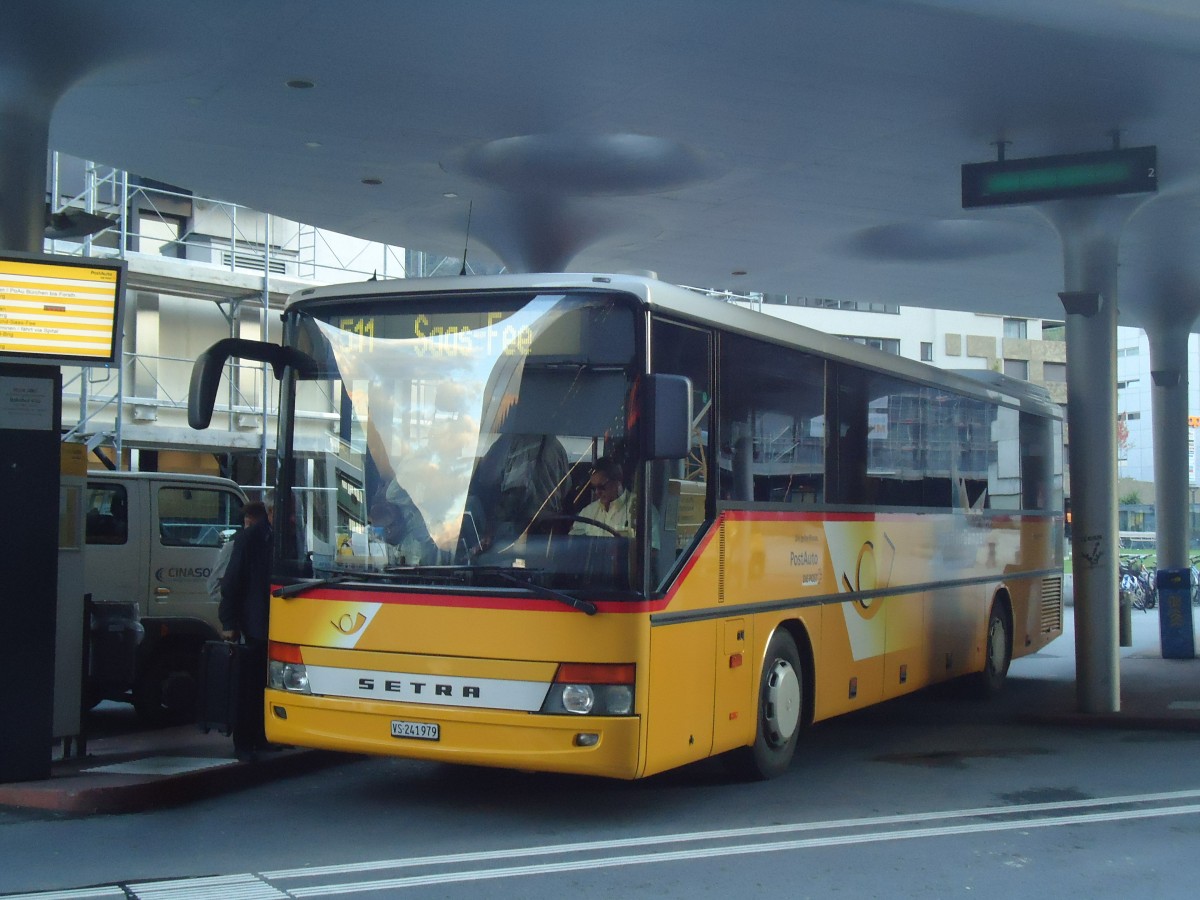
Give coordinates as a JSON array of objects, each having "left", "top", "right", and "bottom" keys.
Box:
[{"left": 218, "top": 519, "right": 273, "bottom": 640}]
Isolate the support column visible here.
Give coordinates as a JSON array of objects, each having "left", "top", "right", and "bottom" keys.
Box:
[
  {"left": 1043, "top": 198, "right": 1138, "bottom": 714},
  {"left": 0, "top": 74, "right": 51, "bottom": 251},
  {"left": 1145, "top": 319, "right": 1198, "bottom": 658},
  {"left": 0, "top": 74, "right": 60, "bottom": 783},
  {"left": 1145, "top": 326, "right": 1192, "bottom": 570}
]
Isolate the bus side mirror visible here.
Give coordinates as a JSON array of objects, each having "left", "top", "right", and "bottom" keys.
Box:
[
  {"left": 642, "top": 374, "right": 692, "bottom": 460},
  {"left": 188, "top": 338, "right": 317, "bottom": 429}
]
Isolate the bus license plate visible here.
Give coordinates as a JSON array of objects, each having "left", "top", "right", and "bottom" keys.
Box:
[{"left": 391, "top": 720, "right": 439, "bottom": 741}]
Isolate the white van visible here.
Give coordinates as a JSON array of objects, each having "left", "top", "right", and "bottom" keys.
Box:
[{"left": 84, "top": 471, "right": 248, "bottom": 723}]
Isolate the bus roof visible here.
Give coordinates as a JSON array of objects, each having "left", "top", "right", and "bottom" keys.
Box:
[{"left": 286, "top": 272, "right": 1062, "bottom": 418}]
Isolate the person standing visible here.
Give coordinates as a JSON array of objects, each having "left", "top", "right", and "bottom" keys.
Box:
[{"left": 218, "top": 500, "right": 273, "bottom": 760}]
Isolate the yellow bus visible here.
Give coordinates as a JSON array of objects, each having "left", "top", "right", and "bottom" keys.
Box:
[{"left": 189, "top": 273, "right": 1064, "bottom": 780}]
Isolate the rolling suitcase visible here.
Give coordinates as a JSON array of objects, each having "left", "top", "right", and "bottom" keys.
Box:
[{"left": 197, "top": 640, "right": 244, "bottom": 735}]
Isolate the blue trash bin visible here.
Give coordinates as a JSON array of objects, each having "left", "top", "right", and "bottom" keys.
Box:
[{"left": 1155, "top": 568, "right": 1195, "bottom": 660}]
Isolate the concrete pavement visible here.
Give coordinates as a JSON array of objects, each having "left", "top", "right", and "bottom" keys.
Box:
[
  {"left": 0, "top": 603, "right": 1196, "bottom": 816},
  {"left": 0, "top": 716, "right": 348, "bottom": 815}
]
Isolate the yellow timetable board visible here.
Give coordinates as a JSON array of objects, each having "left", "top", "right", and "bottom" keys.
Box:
[{"left": 0, "top": 254, "right": 124, "bottom": 364}]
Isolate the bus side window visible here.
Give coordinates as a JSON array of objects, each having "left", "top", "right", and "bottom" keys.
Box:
[{"left": 720, "top": 334, "right": 827, "bottom": 508}]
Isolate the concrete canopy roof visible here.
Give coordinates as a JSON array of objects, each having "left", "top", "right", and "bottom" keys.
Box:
[{"left": 11, "top": 0, "right": 1200, "bottom": 329}]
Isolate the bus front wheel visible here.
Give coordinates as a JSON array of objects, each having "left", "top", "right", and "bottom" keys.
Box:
[{"left": 733, "top": 630, "right": 803, "bottom": 780}]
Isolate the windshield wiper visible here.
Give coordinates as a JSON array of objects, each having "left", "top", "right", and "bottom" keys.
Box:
[
  {"left": 492, "top": 568, "right": 597, "bottom": 616},
  {"left": 276, "top": 572, "right": 360, "bottom": 598},
  {"left": 288, "top": 564, "right": 597, "bottom": 615}
]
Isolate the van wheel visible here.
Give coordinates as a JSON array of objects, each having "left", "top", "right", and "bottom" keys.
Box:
[
  {"left": 727, "top": 630, "right": 804, "bottom": 780},
  {"left": 134, "top": 648, "right": 198, "bottom": 725}
]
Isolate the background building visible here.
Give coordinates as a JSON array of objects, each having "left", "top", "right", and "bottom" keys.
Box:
[{"left": 47, "top": 154, "right": 439, "bottom": 490}]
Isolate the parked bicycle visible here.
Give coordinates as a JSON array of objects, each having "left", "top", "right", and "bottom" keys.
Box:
[{"left": 1120, "top": 554, "right": 1156, "bottom": 611}]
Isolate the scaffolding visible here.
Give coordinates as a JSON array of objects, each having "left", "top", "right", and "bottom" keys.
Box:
[{"left": 45, "top": 153, "right": 409, "bottom": 481}]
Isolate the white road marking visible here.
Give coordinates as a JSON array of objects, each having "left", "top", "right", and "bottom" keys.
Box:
[
  {"left": 6, "top": 789, "right": 1200, "bottom": 899},
  {"left": 264, "top": 786, "right": 1200, "bottom": 880},
  {"left": 0, "top": 889, "right": 125, "bottom": 900},
  {"left": 287, "top": 802, "right": 1200, "bottom": 895},
  {"left": 128, "top": 873, "right": 288, "bottom": 900}
]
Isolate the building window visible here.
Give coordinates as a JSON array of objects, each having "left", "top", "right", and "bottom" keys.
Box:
[
  {"left": 1003, "top": 318, "right": 1028, "bottom": 339},
  {"left": 839, "top": 335, "right": 900, "bottom": 355},
  {"left": 1043, "top": 362, "right": 1066, "bottom": 383},
  {"left": 796, "top": 297, "right": 900, "bottom": 314},
  {"left": 920, "top": 342, "right": 933, "bottom": 362},
  {"left": 1003, "top": 359, "right": 1029, "bottom": 380}
]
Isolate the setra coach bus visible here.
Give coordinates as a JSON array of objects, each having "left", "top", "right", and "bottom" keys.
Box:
[{"left": 188, "top": 273, "right": 1063, "bottom": 780}]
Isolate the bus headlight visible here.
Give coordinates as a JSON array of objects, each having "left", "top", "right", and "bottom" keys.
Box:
[
  {"left": 268, "top": 642, "right": 311, "bottom": 694},
  {"left": 268, "top": 660, "right": 311, "bottom": 694},
  {"left": 562, "top": 684, "right": 595, "bottom": 714},
  {"left": 539, "top": 663, "right": 635, "bottom": 716},
  {"left": 603, "top": 684, "right": 634, "bottom": 716}
]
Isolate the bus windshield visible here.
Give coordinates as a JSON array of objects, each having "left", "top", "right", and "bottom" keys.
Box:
[{"left": 280, "top": 290, "right": 641, "bottom": 595}]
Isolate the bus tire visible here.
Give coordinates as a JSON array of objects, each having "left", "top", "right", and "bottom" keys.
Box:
[
  {"left": 970, "top": 599, "right": 1012, "bottom": 698},
  {"left": 731, "top": 630, "right": 803, "bottom": 780}
]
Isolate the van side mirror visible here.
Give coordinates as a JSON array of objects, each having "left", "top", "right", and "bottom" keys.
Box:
[
  {"left": 641, "top": 374, "right": 692, "bottom": 460},
  {"left": 188, "top": 338, "right": 317, "bottom": 429}
]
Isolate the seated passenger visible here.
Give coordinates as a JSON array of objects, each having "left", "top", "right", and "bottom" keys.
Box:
[
  {"left": 570, "top": 458, "right": 633, "bottom": 537},
  {"left": 369, "top": 483, "right": 439, "bottom": 565},
  {"left": 474, "top": 432, "right": 571, "bottom": 537}
]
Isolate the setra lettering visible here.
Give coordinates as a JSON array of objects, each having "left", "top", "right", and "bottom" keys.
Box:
[{"left": 355, "top": 676, "right": 483, "bottom": 699}]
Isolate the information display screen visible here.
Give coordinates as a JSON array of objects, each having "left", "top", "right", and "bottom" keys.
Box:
[
  {"left": 0, "top": 252, "right": 125, "bottom": 366},
  {"left": 962, "top": 146, "right": 1157, "bottom": 208}
]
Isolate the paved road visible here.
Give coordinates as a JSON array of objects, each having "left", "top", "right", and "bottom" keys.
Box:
[{"left": 2, "top": 609, "right": 1199, "bottom": 899}]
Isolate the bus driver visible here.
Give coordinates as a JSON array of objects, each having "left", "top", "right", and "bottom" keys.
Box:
[{"left": 570, "top": 457, "right": 632, "bottom": 537}]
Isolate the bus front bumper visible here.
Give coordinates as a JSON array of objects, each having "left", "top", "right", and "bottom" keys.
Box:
[{"left": 264, "top": 689, "right": 645, "bottom": 780}]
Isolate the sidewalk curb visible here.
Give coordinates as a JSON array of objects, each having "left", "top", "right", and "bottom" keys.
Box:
[{"left": 0, "top": 750, "right": 350, "bottom": 815}]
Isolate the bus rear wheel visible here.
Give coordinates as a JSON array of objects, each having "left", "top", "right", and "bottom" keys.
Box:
[
  {"left": 732, "top": 630, "right": 803, "bottom": 780},
  {"left": 971, "top": 600, "right": 1012, "bottom": 698}
]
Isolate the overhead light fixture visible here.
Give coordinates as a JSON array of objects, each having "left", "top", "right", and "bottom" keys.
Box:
[
  {"left": 443, "top": 192, "right": 459, "bottom": 199},
  {"left": 361, "top": 177, "right": 383, "bottom": 186},
  {"left": 286, "top": 78, "right": 315, "bottom": 90},
  {"left": 731, "top": 269, "right": 748, "bottom": 276},
  {"left": 44, "top": 204, "right": 116, "bottom": 240}
]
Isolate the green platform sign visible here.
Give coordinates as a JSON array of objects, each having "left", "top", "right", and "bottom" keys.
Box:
[{"left": 962, "top": 146, "right": 1157, "bottom": 208}]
